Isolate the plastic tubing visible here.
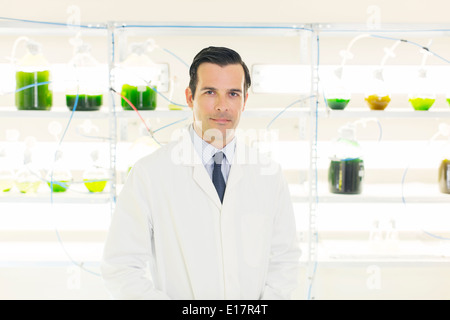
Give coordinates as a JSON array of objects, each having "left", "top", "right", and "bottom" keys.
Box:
[
  {"left": 336, "top": 34, "right": 371, "bottom": 78},
  {"left": 266, "top": 95, "right": 315, "bottom": 130},
  {"left": 380, "top": 40, "right": 401, "bottom": 68},
  {"left": 110, "top": 87, "right": 161, "bottom": 146}
]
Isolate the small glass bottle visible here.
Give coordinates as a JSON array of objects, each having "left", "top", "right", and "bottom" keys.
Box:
[
  {"left": 328, "top": 124, "right": 365, "bottom": 194},
  {"left": 15, "top": 39, "right": 52, "bottom": 110}
]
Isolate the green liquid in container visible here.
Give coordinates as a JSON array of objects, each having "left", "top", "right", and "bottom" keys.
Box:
[
  {"left": 47, "top": 181, "right": 70, "bottom": 192},
  {"left": 83, "top": 179, "right": 107, "bottom": 193},
  {"left": 66, "top": 94, "right": 103, "bottom": 111},
  {"left": 328, "top": 158, "right": 364, "bottom": 194},
  {"left": 409, "top": 97, "right": 435, "bottom": 111},
  {"left": 327, "top": 98, "right": 350, "bottom": 110},
  {"left": 121, "top": 84, "right": 157, "bottom": 110},
  {"left": 446, "top": 98, "right": 450, "bottom": 107},
  {"left": 16, "top": 70, "right": 52, "bottom": 110}
]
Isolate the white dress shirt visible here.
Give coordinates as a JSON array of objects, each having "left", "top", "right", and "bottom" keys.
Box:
[{"left": 189, "top": 124, "right": 235, "bottom": 183}]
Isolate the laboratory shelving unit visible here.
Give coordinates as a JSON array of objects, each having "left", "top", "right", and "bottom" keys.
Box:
[
  {"left": 309, "top": 23, "right": 450, "bottom": 299},
  {"left": 1, "top": 18, "right": 450, "bottom": 299}
]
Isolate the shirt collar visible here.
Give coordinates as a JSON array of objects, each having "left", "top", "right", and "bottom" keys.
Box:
[{"left": 189, "top": 124, "right": 236, "bottom": 165}]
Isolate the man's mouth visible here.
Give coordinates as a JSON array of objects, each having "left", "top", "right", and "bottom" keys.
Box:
[{"left": 210, "top": 117, "right": 231, "bottom": 124}]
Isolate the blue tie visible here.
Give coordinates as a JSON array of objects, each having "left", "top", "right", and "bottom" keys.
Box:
[{"left": 212, "top": 152, "right": 226, "bottom": 203}]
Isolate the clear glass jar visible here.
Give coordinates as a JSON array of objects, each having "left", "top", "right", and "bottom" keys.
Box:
[{"left": 15, "top": 39, "right": 52, "bottom": 110}]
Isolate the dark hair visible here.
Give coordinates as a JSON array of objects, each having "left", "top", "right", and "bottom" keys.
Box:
[{"left": 188, "top": 46, "right": 251, "bottom": 99}]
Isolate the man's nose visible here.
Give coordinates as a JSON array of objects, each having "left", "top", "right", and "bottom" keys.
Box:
[{"left": 214, "top": 94, "right": 228, "bottom": 111}]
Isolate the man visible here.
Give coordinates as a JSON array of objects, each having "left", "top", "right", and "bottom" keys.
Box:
[{"left": 101, "top": 46, "right": 301, "bottom": 300}]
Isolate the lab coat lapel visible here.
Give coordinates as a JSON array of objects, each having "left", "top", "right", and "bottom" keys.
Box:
[
  {"left": 192, "top": 164, "right": 222, "bottom": 209},
  {"left": 174, "top": 128, "right": 222, "bottom": 209}
]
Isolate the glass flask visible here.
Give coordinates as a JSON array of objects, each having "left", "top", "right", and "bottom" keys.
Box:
[
  {"left": 408, "top": 69, "right": 435, "bottom": 111},
  {"left": 66, "top": 43, "right": 105, "bottom": 111},
  {"left": 83, "top": 150, "right": 109, "bottom": 193},
  {"left": 325, "top": 68, "right": 351, "bottom": 110},
  {"left": 118, "top": 42, "right": 159, "bottom": 111},
  {"left": 15, "top": 39, "right": 52, "bottom": 110},
  {"left": 46, "top": 151, "right": 72, "bottom": 193},
  {"left": 328, "top": 124, "right": 365, "bottom": 194},
  {"left": 364, "top": 69, "right": 390, "bottom": 111}
]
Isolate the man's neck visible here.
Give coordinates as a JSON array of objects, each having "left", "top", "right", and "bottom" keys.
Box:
[{"left": 193, "top": 123, "right": 234, "bottom": 149}]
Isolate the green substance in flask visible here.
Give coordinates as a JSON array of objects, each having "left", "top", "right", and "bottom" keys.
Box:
[
  {"left": 327, "top": 98, "right": 350, "bottom": 110},
  {"left": 83, "top": 179, "right": 107, "bottom": 193},
  {"left": 121, "top": 84, "right": 157, "bottom": 110},
  {"left": 66, "top": 94, "right": 103, "bottom": 111},
  {"left": 47, "top": 180, "right": 70, "bottom": 192},
  {"left": 328, "top": 158, "right": 364, "bottom": 194},
  {"left": 409, "top": 97, "right": 435, "bottom": 111},
  {"left": 16, "top": 70, "right": 52, "bottom": 110}
]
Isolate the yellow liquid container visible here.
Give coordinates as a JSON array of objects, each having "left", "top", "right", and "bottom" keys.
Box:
[
  {"left": 0, "top": 175, "right": 14, "bottom": 192},
  {"left": 438, "top": 159, "right": 450, "bottom": 194},
  {"left": 365, "top": 94, "right": 391, "bottom": 110},
  {"left": 15, "top": 167, "right": 41, "bottom": 194},
  {"left": 83, "top": 150, "right": 108, "bottom": 193},
  {"left": 83, "top": 179, "right": 108, "bottom": 193},
  {"left": 0, "top": 153, "right": 15, "bottom": 192}
]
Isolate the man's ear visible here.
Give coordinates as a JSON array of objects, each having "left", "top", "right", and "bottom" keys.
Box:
[{"left": 185, "top": 87, "right": 194, "bottom": 109}]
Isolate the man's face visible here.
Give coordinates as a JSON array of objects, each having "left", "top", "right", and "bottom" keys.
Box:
[{"left": 185, "top": 62, "right": 248, "bottom": 148}]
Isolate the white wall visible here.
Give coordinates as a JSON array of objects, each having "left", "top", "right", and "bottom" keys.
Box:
[{"left": 2, "top": 0, "right": 450, "bottom": 25}]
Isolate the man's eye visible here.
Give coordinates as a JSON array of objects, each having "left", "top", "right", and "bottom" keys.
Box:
[
  {"left": 230, "top": 92, "right": 240, "bottom": 97},
  {"left": 205, "top": 90, "right": 214, "bottom": 95}
]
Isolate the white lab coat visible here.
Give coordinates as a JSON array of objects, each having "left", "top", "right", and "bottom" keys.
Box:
[{"left": 101, "top": 127, "right": 301, "bottom": 300}]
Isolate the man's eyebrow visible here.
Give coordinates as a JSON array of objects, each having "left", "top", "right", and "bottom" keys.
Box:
[
  {"left": 200, "top": 87, "right": 243, "bottom": 93},
  {"left": 200, "top": 86, "right": 217, "bottom": 91}
]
